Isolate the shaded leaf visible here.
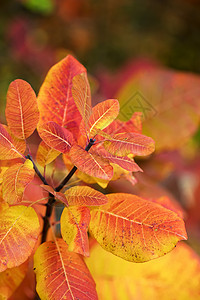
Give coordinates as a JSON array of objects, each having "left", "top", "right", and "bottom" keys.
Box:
[
  {"left": 34, "top": 239, "right": 98, "bottom": 300},
  {"left": 103, "top": 132, "right": 155, "bottom": 157},
  {"left": 0, "top": 124, "right": 26, "bottom": 159},
  {"left": 89, "top": 193, "right": 187, "bottom": 262},
  {"left": 72, "top": 72, "right": 92, "bottom": 126},
  {"left": 64, "top": 186, "right": 108, "bottom": 206},
  {"left": 87, "top": 242, "right": 200, "bottom": 300},
  {"left": 36, "top": 141, "right": 60, "bottom": 167},
  {"left": 88, "top": 99, "right": 119, "bottom": 138},
  {"left": 38, "top": 121, "right": 74, "bottom": 153},
  {"left": 70, "top": 144, "right": 113, "bottom": 180},
  {"left": 2, "top": 160, "right": 35, "bottom": 204},
  {"left": 61, "top": 206, "right": 91, "bottom": 256},
  {"left": 0, "top": 205, "right": 40, "bottom": 272},
  {"left": 37, "top": 55, "right": 86, "bottom": 138},
  {"left": 6, "top": 79, "right": 39, "bottom": 139},
  {"left": 93, "top": 146, "right": 142, "bottom": 172},
  {"left": 0, "top": 261, "right": 28, "bottom": 300},
  {"left": 40, "top": 184, "right": 69, "bottom": 205}
]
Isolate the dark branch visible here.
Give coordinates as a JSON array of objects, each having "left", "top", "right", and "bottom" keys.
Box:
[{"left": 26, "top": 154, "right": 48, "bottom": 186}]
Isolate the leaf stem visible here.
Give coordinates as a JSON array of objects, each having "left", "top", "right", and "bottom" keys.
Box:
[{"left": 25, "top": 154, "right": 48, "bottom": 186}]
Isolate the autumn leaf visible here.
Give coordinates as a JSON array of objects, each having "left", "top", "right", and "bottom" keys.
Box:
[
  {"left": 70, "top": 144, "right": 113, "bottom": 180},
  {"left": 0, "top": 204, "right": 40, "bottom": 272},
  {"left": 64, "top": 186, "right": 108, "bottom": 206},
  {"left": 89, "top": 193, "right": 187, "bottom": 262},
  {"left": 6, "top": 79, "right": 39, "bottom": 139},
  {"left": 0, "top": 261, "right": 28, "bottom": 300},
  {"left": 87, "top": 242, "right": 200, "bottom": 300},
  {"left": 103, "top": 132, "right": 155, "bottom": 157},
  {"left": 0, "top": 124, "right": 26, "bottom": 160},
  {"left": 88, "top": 99, "right": 120, "bottom": 138},
  {"left": 2, "top": 160, "right": 35, "bottom": 204},
  {"left": 61, "top": 206, "right": 91, "bottom": 256},
  {"left": 40, "top": 184, "right": 69, "bottom": 205},
  {"left": 36, "top": 141, "right": 60, "bottom": 167},
  {"left": 38, "top": 121, "right": 74, "bottom": 153},
  {"left": 34, "top": 239, "right": 98, "bottom": 300},
  {"left": 37, "top": 55, "right": 86, "bottom": 138},
  {"left": 72, "top": 72, "right": 92, "bottom": 126}
]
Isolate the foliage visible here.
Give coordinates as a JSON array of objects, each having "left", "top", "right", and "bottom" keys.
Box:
[{"left": 0, "top": 54, "right": 193, "bottom": 299}]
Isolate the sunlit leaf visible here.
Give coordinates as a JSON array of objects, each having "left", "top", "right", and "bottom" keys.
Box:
[
  {"left": 87, "top": 242, "right": 200, "bottom": 300},
  {"left": 37, "top": 55, "right": 86, "bottom": 138},
  {"left": 0, "top": 261, "right": 28, "bottom": 300},
  {"left": 34, "top": 239, "right": 98, "bottom": 300},
  {"left": 38, "top": 121, "right": 74, "bottom": 153},
  {"left": 0, "top": 205, "right": 40, "bottom": 272},
  {"left": 6, "top": 79, "right": 39, "bottom": 139},
  {"left": 70, "top": 144, "right": 113, "bottom": 180},
  {"left": 61, "top": 206, "right": 91, "bottom": 256},
  {"left": 72, "top": 72, "right": 92, "bottom": 126},
  {"left": 88, "top": 99, "right": 119, "bottom": 138},
  {"left": 0, "top": 124, "right": 25, "bottom": 159},
  {"left": 89, "top": 193, "right": 187, "bottom": 262},
  {"left": 103, "top": 132, "right": 155, "bottom": 157},
  {"left": 64, "top": 186, "right": 108, "bottom": 206},
  {"left": 2, "top": 160, "right": 35, "bottom": 204},
  {"left": 36, "top": 141, "right": 60, "bottom": 167}
]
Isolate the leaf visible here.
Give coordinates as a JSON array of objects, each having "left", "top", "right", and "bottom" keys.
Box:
[
  {"left": 103, "top": 132, "right": 155, "bottom": 157},
  {"left": 87, "top": 242, "right": 200, "bottom": 300},
  {"left": 88, "top": 99, "right": 119, "bottom": 138},
  {"left": 34, "top": 239, "right": 98, "bottom": 300},
  {"left": 93, "top": 145, "right": 142, "bottom": 172},
  {"left": 38, "top": 121, "right": 74, "bottom": 153},
  {"left": 64, "top": 186, "right": 108, "bottom": 206},
  {"left": 70, "top": 144, "right": 113, "bottom": 180},
  {"left": 61, "top": 206, "right": 91, "bottom": 256},
  {"left": 40, "top": 184, "right": 69, "bottom": 205},
  {"left": 0, "top": 124, "right": 26, "bottom": 159},
  {"left": 37, "top": 55, "right": 86, "bottom": 138},
  {"left": 2, "top": 160, "right": 35, "bottom": 204},
  {"left": 72, "top": 72, "right": 92, "bottom": 125},
  {"left": 0, "top": 205, "right": 40, "bottom": 272},
  {"left": 6, "top": 79, "right": 39, "bottom": 139},
  {"left": 0, "top": 261, "right": 28, "bottom": 300},
  {"left": 36, "top": 141, "right": 60, "bottom": 167},
  {"left": 89, "top": 193, "right": 187, "bottom": 262}
]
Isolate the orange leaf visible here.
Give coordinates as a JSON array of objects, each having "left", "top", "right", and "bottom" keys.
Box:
[
  {"left": 2, "top": 160, "right": 35, "bottom": 204},
  {"left": 72, "top": 72, "right": 92, "bottom": 125},
  {"left": 37, "top": 55, "right": 86, "bottom": 138},
  {"left": 0, "top": 124, "right": 25, "bottom": 159},
  {"left": 93, "top": 146, "right": 142, "bottom": 172},
  {"left": 61, "top": 206, "right": 91, "bottom": 256},
  {"left": 87, "top": 242, "right": 200, "bottom": 300},
  {"left": 40, "top": 184, "right": 69, "bottom": 205},
  {"left": 89, "top": 193, "right": 187, "bottom": 262},
  {"left": 38, "top": 121, "right": 74, "bottom": 153},
  {"left": 103, "top": 132, "right": 155, "bottom": 157},
  {"left": 0, "top": 204, "right": 40, "bottom": 272},
  {"left": 0, "top": 261, "right": 28, "bottom": 299},
  {"left": 6, "top": 79, "right": 39, "bottom": 139},
  {"left": 34, "top": 239, "right": 98, "bottom": 300},
  {"left": 65, "top": 186, "right": 108, "bottom": 206},
  {"left": 70, "top": 144, "right": 113, "bottom": 180},
  {"left": 36, "top": 141, "right": 60, "bottom": 167},
  {"left": 88, "top": 99, "right": 119, "bottom": 138}
]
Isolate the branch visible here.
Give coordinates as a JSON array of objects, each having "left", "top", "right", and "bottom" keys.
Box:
[{"left": 25, "top": 154, "right": 48, "bottom": 186}]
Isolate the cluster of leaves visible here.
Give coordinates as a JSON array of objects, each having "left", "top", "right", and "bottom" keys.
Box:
[{"left": 0, "top": 55, "right": 188, "bottom": 299}]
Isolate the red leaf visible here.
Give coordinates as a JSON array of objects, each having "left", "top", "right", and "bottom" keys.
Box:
[
  {"left": 37, "top": 55, "right": 86, "bottom": 138},
  {"left": 70, "top": 144, "right": 113, "bottom": 180},
  {"left": 6, "top": 79, "right": 39, "bottom": 139},
  {"left": 38, "top": 121, "right": 74, "bottom": 153}
]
